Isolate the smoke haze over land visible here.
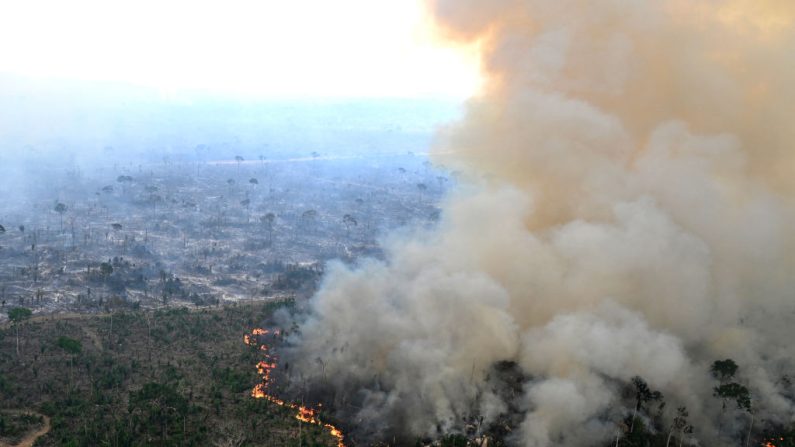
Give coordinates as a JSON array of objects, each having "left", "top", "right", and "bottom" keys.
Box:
[
  {"left": 0, "top": 74, "right": 461, "bottom": 213},
  {"left": 288, "top": 1, "right": 795, "bottom": 445}
]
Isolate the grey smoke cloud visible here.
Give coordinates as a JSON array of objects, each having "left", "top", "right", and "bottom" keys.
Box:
[{"left": 288, "top": 1, "right": 795, "bottom": 445}]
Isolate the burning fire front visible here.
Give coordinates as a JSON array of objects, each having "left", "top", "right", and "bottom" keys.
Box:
[{"left": 245, "top": 328, "right": 345, "bottom": 447}]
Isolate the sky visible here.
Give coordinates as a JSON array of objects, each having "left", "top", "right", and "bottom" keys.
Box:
[{"left": 0, "top": 0, "right": 482, "bottom": 99}]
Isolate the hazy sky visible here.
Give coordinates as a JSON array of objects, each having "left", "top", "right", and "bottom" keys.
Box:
[{"left": 0, "top": 0, "right": 481, "bottom": 99}]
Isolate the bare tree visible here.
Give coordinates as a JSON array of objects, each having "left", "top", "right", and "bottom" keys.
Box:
[
  {"left": 226, "top": 179, "right": 235, "bottom": 195},
  {"left": 261, "top": 213, "right": 275, "bottom": 244},
  {"left": 416, "top": 182, "right": 428, "bottom": 204},
  {"left": 234, "top": 155, "right": 244, "bottom": 176},
  {"left": 665, "top": 406, "right": 690, "bottom": 447},
  {"left": 629, "top": 376, "right": 662, "bottom": 433},
  {"left": 9, "top": 307, "right": 32, "bottom": 357},
  {"left": 240, "top": 198, "right": 251, "bottom": 223}
]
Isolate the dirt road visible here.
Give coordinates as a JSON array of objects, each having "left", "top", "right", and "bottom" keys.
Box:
[{"left": 0, "top": 410, "right": 51, "bottom": 447}]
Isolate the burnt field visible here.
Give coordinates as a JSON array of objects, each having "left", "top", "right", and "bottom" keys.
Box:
[{"left": 0, "top": 151, "right": 448, "bottom": 319}]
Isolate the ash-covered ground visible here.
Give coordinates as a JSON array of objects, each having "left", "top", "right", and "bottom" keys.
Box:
[{"left": 0, "top": 151, "right": 449, "bottom": 319}]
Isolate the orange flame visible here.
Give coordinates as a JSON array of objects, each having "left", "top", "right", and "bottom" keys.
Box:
[
  {"left": 245, "top": 328, "right": 345, "bottom": 447},
  {"left": 762, "top": 437, "right": 786, "bottom": 447}
]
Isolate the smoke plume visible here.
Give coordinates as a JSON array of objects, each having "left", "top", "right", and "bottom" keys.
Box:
[{"left": 287, "top": 1, "right": 795, "bottom": 445}]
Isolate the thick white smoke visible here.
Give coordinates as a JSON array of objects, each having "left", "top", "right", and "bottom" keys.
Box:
[{"left": 288, "top": 1, "right": 795, "bottom": 445}]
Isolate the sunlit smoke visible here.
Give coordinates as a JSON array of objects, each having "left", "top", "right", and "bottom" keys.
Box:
[{"left": 288, "top": 1, "right": 795, "bottom": 446}]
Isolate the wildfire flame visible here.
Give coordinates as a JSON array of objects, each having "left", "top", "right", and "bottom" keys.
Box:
[{"left": 245, "top": 328, "right": 345, "bottom": 447}]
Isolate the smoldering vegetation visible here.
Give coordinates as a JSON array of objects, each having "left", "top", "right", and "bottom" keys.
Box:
[
  {"left": 283, "top": 1, "right": 795, "bottom": 447},
  {"left": 0, "top": 81, "right": 457, "bottom": 318}
]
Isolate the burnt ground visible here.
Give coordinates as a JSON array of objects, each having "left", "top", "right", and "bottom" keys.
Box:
[{"left": 0, "top": 153, "right": 447, "bottom": 320}]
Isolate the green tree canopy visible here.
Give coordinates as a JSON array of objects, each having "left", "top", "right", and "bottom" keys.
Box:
[
  {"left": 56, "top": 336, "right": 82, "bottom": 355},
  {"left": 714, "top": 382, "right": 751, "bottom": 412},
  {"left": 711, "top": 359, "right": 739, "bottom": 382},
  {"left": 100, "top": 262, "right": 114, "bottom": 277},
  {"left": 8, "top": 307, "right": 32, "bottom": 323}
]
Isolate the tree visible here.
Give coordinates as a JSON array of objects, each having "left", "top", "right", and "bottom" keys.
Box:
[
  {"left": 261, "top": 213, "right": 275, "bottom": 244},
  {"left": 100, "top": 262, "right": 114, "bottom": 283},
  {"left": 744, "top": 407, "right": 756, "bottom": 447},
  {"left": 436, "top": 175, "right": 448, "bottom": 190},
  {"left": 57, "top": 335, "right": 82, "bottom": 355},
  {"left": 711, "top": 359, "right": 738, "bottom": 382},
  {"left": 417, "top": 183, "right": 428, "bottom": 204},
  {"left": 713, "top": 383, "right": 751, "bottom": 412},
  {"left": 679, "top": 425, "right": 694, "bottom": 447},
  {"left": 258, "top": 154, "right": 268, "bottom": 178},
  {"left": 713, "top": 381, "right": 752, "bottom": 441},
  {"left": 665, "top": 406, "right": 691, "bottom": 447},
  {"left": 8, "top": 307, "right": 32, "bottom": 357},
  {"left": 630, "top": 376, "right": 663, "bottom": 433},
  {"left": 116, "top": 175, "right": 134, "bottom": 194},
  {"left": 54, "top": 202, "right": 67, "bottom": 232},
  {"left": 149, "top": 194, "right": 163, "bottom": 213},
  {"left": 711, "top": 359, "right": 751, "bottom": 439},
  {"left": 57, "top": 336, "right": 82, "bottom": 388},
  {"left": 234, "top": 155, "right": 244, "bottom": 176},
  {"left": 342, "top": 214, "right": 357, "bottom": 238},
  {"left": 240, "top": 198, "right": 251, "bottom": 223}
]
